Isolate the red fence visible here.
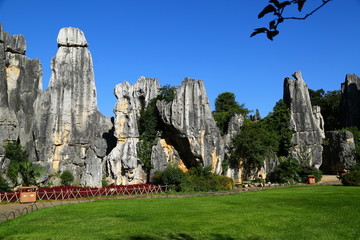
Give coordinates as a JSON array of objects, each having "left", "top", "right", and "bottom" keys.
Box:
[{"left": 0, "top": 184, "right": 162, "bottom": 203}]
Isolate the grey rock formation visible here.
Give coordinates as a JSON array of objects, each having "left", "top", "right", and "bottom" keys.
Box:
[
  {"left": 322, "top": 131, "right": 356, "bottom": 174},
  {"left": 283, "top": 71, "right": 325, "bottom": 168},
  {"left": 33, "top": 27, "right": 112, "bottom": 187},
  {"left": 105, "top": 77, "right": 160, "bottom": 185},
  {"left": 340, "top": 74, "right": 360, "bottom": 128},
  {"left": 57, "top": 27, "right": 88, "bottom": 47},
  {"left": 0, "top": 24, "right": 41, "bottom": 158},
  {"left": 224, "top": 114, "right": 244, "bottom": 183},
  {"left": 157, "top": 78, "right": 224, "bottom": 174}
]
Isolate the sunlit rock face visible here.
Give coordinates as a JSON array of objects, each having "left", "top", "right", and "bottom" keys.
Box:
[
  {"left": 105, "top": 77, "right": 160, "bottom": 185},
  {"left": 340, "top": 74, "right": 360, "bottom": 128},
  {"left": 156, "top": 78, "right": 224, "bottom": 174},
  {"left": 0, "top": 24, "right": 42, "bottom": 161},
  {"left": 33, "top": 27, "right": 112, "bottom": 187},
  {"left": 283, "top": 71, "right": 325, "bottom": 168}
]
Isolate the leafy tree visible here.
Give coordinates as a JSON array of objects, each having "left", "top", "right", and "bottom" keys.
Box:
[
  {"left": 137, "top": 84, "right": 177, "bottom": 182},
  {"left": 158, "top": 84, "right": 176, "bottom": 103},
  {"left": 252, "top": 0, "right": 332, "bottom": 40},
  {"left": 262, "top": 100, "right": 292, "bottom": 156},
  {"left": 5, "top": 141, "right": 43, "bottom": 186},
  {"left": 230, "top": 120, "right": 279, "bottom": 179},
  {"left": 213, "top": 92, "right": 250, "bottom": 135},
  {"left": 308, "top": 88, "right": 341, "bottom": 131}
]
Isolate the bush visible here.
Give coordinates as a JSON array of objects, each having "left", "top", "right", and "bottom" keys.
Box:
[
  {"left": 299, "top": 166, "right": 323, "bottom": 183},
  {"left": 151, "top": 164, "right": 186, "bottom": 191},
  {"left": 152, "top": 165, "right": 234, "bottom": 192},
  {"left": 60, "top": 170, "right": 74, "bottom": 186},
  {"left": 0, "top": 175, "right": 11, "bottom": 192},
  {"left": 180, "top": 174, "right": 234, "bottom": 192},
  {"left": 5, "top": 141, "right": 43, "bottom": 186},
  {"left": 341, "top": 170, "right": 360, "bottom": 186},
  {"left": 267, "top": 157, "right": 300, "bottom": 184}
]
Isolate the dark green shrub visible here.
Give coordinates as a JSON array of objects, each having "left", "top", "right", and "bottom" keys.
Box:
[
  {"left": 151, "top": 164, "right": 186, "bottom": 191},
  {"left": 341, "top": 170, "right": 360, "bottom": 186},
  {"left": 267, "top": 157, "right": 300, "bottom": 184},
  {"left": 299, "top": 166, "right": 323, "bottom": 183},
  {"left": 102, "top": 178, "right": 109, "bottom": 187},
  {"left": 0, "top": 175, "right": 11, "bottom": 192},
  {"left": 60, "top": 170, "right": 74, "bottom": 186},
  {"left": 5, "top": 141, "right": 43, "bottom": 186},
  {"left": 180, "top": 174, "right": 234, "bottom": 192}
]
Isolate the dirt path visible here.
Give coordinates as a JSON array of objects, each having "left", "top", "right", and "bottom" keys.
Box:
[{"left": 0, "top": 175, "right": 342, "bottom": 223}]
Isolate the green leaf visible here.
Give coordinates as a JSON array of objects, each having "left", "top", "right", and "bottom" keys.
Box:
[
  {"left": 296, "top": 0, "right": 306, "bottom": 12},
  {"left": 270, "top": 20, "right": 276, "bottom": 30},
  {"left": 269, "top": 0, "right": 281, "bottom": 8},
  {"left": 258, "top": 4, "right": 277, "bottom": 19}
]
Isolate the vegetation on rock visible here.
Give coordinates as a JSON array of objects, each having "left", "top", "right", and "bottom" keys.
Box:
[
  {"left": 213, "top": 92, "right": 250, "bottom": 135},
  {"left": 137, "top": 84, "right": 176, "bottom": 182},
  {"left": 60, "top": 170, "right": 74, "bottom": 186},
  {"left": 309, "top": 88, "right": 341, "bottom": 131},
  {"left": 5, "top": 141, "right": 43, "bottom": 186}
]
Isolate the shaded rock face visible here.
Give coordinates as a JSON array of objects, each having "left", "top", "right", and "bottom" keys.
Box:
[
  {"left": 322, "top": 131, "right": 356, "bottom": 174},
  {"left": 105, "top": 77, "right": 160, "bottom": 185},
  {"left": 156, "top": 78, "right": 224, "bottom": 174},
  {"left": 224, "top": 114, "right": 244, "bottom": 183},
  {"left": 0, "top": 24, "right": 42, "bottom": 159},
  {"left": 283, "top": 71, "right": 325, "bottom": 168},
  {"left": 33, "top": 27, "right": 112, "bottom": 187},
  {"left": 340, "top": 74, "right": 360, "bottom": 128}
]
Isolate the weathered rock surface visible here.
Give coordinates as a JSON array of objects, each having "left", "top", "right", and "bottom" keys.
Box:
[
  {"left": 33, "top": 27, "right": 112, "bottom": 187},
  {"left": 157, "top": 78, "right": 224, "bottom": 174},
  {"left": 105, "top": 77, "right": 160, "bottom": 185},
  {"left": 283, "top": 71, "right": 325, "bottom": 168},
  {"left": 224, "top": 114, "right": 243, "bottom": 183},
  {"left": 57, "top": 27, "right": 88, "bottom": 47},
  {"left": 322, "top": 131, "right": 356, "bottom": 174},
  {"left": 0, "top": 24, "right": 41, "bottom": 159},
  {"left": 340, "top": 74, "right": 360, "bottom": 128}
]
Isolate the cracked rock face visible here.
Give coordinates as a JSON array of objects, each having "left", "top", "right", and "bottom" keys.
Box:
[
  {"left": 224, "top": 114, "right": 244, "bottom": 183},
  {"left": 105, "top": 77, "right": 160, "bottom": 185},
  {"left": 0, "top": 24, "right": 41, "bottom": 160},
  {"left": 157, "top": 78, "right": 224, "bottom": 174},
  {"left": 340, "top": 74, "right": 360, "bottom": 128},
  {"left": 322, "top": 131, "right": 356, "bottom": 174},
  {"left": 283, "top": 71, "right": 325, "bottom": 168},
  {"left": 33, "top": 27, "right": 112, "bottom": 187}
]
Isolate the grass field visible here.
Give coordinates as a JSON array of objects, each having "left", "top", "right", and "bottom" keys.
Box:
[{"left": 0, "top": 186, "right": 359, "bottom": 240}]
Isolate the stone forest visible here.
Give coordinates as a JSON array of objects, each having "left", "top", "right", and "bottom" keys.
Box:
[{"left": 0, "top": 25, "right": 359, "bottom": 188}]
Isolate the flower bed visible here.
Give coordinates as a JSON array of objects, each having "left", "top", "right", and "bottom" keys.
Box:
[{"left": 0, "top": 184, "right": 162, "bottom": 203}]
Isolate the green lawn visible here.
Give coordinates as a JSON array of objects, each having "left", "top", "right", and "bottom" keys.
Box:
[{"left": 0, "top": 186, "right": 359, "bottom": 240}]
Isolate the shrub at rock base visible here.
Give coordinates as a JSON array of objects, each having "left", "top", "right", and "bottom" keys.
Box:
[
  {"left": 180, "top": 174, "right": 234, "bottom": 192},
  {"left": 0, "top": 175, "right": 11, "bottom": 192},
  {"left": 152, "top": 165, "right": 234, "bottom": 192},
  {"left": 341, "top": 170, "right": 360, "bottom": 186},
  {"left": 151, "top": 164, "right": 186, "bottom": 191},
  {"left": 60, "top": 170, "right": 74, "bottom": 186},
  {"left": 299, "top": 166, "right": 323, "bottom": 183}
]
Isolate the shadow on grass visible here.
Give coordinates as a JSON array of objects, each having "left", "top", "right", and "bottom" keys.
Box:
[{"left": 127, "top": 233, "right": 262, "bottom": 240}]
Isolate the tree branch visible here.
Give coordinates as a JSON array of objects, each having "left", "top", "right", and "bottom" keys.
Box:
[{"left": 283, "top": 0, "right": 332, "bottom": 20}]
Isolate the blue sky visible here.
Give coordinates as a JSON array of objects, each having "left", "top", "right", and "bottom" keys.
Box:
[{"left": 1, "top": 0, "right": 359, "bottom": 117}]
